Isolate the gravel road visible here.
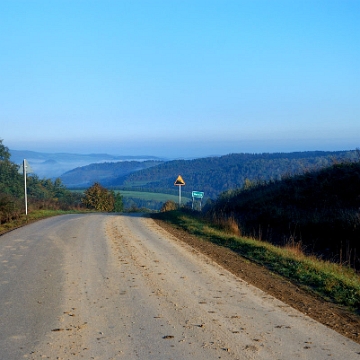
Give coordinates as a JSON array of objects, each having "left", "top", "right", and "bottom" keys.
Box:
[{"left": 0, "top": 213, "right": 360, "bottom": 359}]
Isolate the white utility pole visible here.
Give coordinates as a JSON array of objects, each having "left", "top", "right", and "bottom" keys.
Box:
[
  {"left": 23, "top": 159, "right": 28, "bottom": 216},
  {"left": 18, "top": 159, "right": 33, "bottom": 218}
]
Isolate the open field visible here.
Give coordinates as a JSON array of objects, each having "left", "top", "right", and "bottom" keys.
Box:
[
  {"left": 117, "top": 190, "right": 191, "bottom": 203},
  {"left": 72, "top": 189, "right": 191, "bottom": 204}
]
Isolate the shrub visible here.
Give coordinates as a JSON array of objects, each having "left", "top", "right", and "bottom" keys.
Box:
[
  {"left": 82, "top": 182, "right": 115, "bottom": 211},
  {"left": 160, "top": 200, "right": 177, "bottom": 212}
]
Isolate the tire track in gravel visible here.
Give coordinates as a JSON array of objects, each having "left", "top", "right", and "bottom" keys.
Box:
[
  {"left": 105, "top": 214, "right": 244, "bottom": 359},
  {"left": 12, "top": 213, "right": 360, "bottom": 359},
  {"left": 105, "top": 214, "right": 360, "bottom": 360}
]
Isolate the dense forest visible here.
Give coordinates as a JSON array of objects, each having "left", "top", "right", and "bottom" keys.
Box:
[
  {"left": 0, "top": 140, "right": 83, "bottom": 224},
  {"left": 110, "top": 151, "right": 359, "bottom": 199},
  {"left": 60, "top": 160, "right": 163, "bottom": 188},
  {"left": 205, "top": 160, "right": 360, "bottom": 269}
]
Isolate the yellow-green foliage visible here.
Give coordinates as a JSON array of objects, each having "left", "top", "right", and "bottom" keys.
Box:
[
  {"left": 160, "top": 200, "right": 177, "bottom": 212},
  {"left": 82, "top": 183, "right": 115, "bottom": 211}
]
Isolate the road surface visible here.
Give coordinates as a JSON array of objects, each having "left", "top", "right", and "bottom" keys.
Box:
[{"left": 0, "top": 213, "right": 359, "bottom": 359}]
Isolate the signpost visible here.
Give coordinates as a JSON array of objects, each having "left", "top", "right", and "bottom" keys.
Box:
[
  {"left": 174, "top": 175, "right": 185, "bottom": 206},
  {"left": 18, "top": 159, "right": 33, "bottom": 217},
  {"left": 192, "top": 191, "right": 204, "bottom": 199},
  {"left": 192, "top": 191, "right": 204, "bottom": 211}
]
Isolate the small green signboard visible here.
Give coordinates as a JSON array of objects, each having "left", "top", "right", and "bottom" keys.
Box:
[{"left": 192, "top": 191, "right": 204, "bottom": 199}]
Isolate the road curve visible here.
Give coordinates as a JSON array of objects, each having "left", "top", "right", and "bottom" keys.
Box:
[{"left": 0, "top": 213, "right": 359, "bottom": 359}]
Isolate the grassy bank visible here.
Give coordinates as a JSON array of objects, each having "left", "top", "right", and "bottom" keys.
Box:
[
  {"left": 153, "top": 210, "right": 360, "bottom": 311},
  {"left": 0, "top": 209, "right": 85, "bottom": 236}
]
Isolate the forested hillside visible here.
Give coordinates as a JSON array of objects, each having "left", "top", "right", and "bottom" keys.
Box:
[
  {"left": 205, "top": 161, "right": 360, "bottom": 269},
  {"left": 110, "top": 151, "right": 358, "bottom": 199},
  {"left": 60, "top": 160, "right": 163, "bottom": 188}
]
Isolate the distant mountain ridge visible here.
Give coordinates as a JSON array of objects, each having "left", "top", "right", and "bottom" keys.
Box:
[
  {"left": 60, "top": 160, "right": 163, "bottom": 188},
  {"left": 111, "top": 150, "right": 359, "bottom": 199},
  {"left": 10, "top": 150, "right": 165, "bottom": 178},
  {"left": 11, "top": 149, "right": 358, "bottom": 199}
]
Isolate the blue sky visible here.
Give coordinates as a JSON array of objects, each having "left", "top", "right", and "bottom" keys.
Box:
[{"left": 1, "top": 0, "right": 359, "bottom": 158}]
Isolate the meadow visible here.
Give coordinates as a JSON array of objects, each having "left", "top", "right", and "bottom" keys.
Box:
[{"left": 116, "top": 190, "right": 191, "bottom": 203}]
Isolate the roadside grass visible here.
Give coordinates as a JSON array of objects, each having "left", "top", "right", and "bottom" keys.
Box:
[
  {"left": 153, "top": 210, "right": 360, "bottom": 311},
  {"left": 0, "top": 209, "right": 85, "bottom": 236}
]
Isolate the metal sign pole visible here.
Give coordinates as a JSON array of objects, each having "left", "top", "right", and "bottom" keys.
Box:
[
  {"left": 191, "top": 191, "right": 204, "bottom": 211},
  {"left": 23, "top": 159, "right": 28, "bottom": 216},
  {"left": 174, "top": 175, "right": 185, "bottom": 208}
]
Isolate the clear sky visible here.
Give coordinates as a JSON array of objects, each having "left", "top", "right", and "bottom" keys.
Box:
[{"left": 1, "top": 0, "right": 359, "bottom": 158}]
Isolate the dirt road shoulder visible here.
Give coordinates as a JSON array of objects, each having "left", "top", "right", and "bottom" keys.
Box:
[{"left": 152, "top": 217, "right": 360, "bottom": 344}]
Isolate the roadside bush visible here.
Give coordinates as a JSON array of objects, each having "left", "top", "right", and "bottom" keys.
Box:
[
  {"left": 82, "top": 182, "right": 115, "bottom": 211},
  {"left": 160, "top": 200, "right": 177, "bottom": 212},
  {"left": 0, "top": 193, "right": 22, "bottom": 224}
]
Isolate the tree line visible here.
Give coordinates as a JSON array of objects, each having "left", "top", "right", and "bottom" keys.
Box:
[
  {"left": 0, "top": 140, "right": 124, "bottom": 224},
  {"left": 111, "top": 151, "right": 359, "bottom": 199},
  {"left": 204, "top": 160, "right": 360, "bottom": 269}
]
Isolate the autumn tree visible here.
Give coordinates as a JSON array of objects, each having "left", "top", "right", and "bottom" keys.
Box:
[{"left": 82, "top": 182, "right": 115, "bottom": 211}]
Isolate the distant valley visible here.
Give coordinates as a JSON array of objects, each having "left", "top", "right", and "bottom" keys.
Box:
[
  {"left": 10, "top": 149, "right": 165, "bottom": 178},
  {"left": 55, "top": 150, "right": 358, "bottom": 200},
  {"left": 10, "top": 149, "right": 359, "bottom": 202},
  {"left": 60, "top": 160, "right": 163, "bottom": 188}
]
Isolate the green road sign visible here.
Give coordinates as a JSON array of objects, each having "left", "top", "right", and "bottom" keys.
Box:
[{"left": 192, "top": 191, "right": 204, "bottom": 199}]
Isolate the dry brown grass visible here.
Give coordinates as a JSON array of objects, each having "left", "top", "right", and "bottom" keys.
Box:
[
  {"left": 284, "top": 238, "right": 304, "bottom": 257},
  {"left": 211, "top": 215, "right": 241, "bottom": 236}
]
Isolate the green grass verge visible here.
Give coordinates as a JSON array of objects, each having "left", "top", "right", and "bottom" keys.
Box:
[
  {"left": 0, "top": 209, "right": 86, "bottom": 235},
  {"left": 153, "top": 210, "right": 360, "bottom": 310}
]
